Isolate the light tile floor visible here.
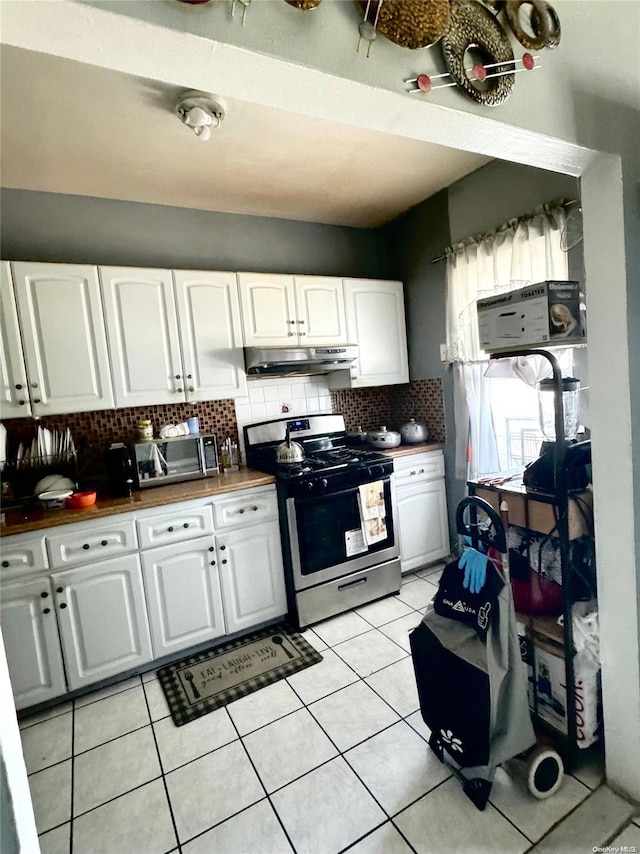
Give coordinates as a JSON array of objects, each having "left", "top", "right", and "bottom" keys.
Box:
[{"left": 21, "top": 565, "right": 615, "bottom": 854}]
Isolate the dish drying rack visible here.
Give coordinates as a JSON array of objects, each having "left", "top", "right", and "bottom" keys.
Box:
[{"left": 0, "top": 425, "right": 79, "bottom": 502}]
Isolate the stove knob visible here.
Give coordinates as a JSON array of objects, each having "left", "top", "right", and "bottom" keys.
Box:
[
  {"left": 307, "top": 481, "right": 315, "bottom": 492},
  {"left": 374, "top": 465, "right": 385, "bottom": 477},
  {"left": 320, "top": 478, "right": 329, "bottom": 489},
  {"left": 365, "top": 468, "right": 373, "bottom": 479}
]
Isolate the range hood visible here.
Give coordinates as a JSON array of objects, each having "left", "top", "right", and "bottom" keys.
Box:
[{"left": 244, "top": 345, "right": 358, "bottom": 377}]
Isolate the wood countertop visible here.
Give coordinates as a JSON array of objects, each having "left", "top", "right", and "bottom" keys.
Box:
[
  {"left": 0, "top": 469, "right": 276, "bottom": 537},
  {"left": 378, "top": 442, "right": 445, "bottom": 458}
]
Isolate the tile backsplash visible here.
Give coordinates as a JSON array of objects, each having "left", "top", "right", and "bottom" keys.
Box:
[
  {"left": 1, "top": 377, "right": 444, "bottom": 483},
  {"left": 235, "top": 376, "right": 333, "bottom": 456},
  {"left": 331, "top": 379, "right": 446, "bottom": 444}
]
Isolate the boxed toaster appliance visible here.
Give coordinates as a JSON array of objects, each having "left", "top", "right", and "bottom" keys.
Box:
[{"left": 477, "top": 280, "right": 586, "bottom": 353}]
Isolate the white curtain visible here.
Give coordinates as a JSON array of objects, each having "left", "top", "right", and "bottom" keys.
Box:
[{"left": 445, "top": 206, "right": 568, "bottom": 479}]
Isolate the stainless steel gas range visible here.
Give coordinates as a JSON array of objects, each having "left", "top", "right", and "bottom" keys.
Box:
[{"left": 244, "top": 414, "right": 401, "bottom": 628}]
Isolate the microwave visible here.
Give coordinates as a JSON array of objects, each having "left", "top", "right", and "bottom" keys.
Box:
[{"left": 132, "top": 434, "right": 218, "bottom": 488}]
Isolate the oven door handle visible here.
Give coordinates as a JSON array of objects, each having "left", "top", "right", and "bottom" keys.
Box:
[{"left": 337, "top": 577, "right": 367, "bottom": 592}]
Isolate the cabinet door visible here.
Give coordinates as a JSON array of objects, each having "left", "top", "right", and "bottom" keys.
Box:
[
  {"left": 52, "top": 554, "right": 152, "bottom": 690},
  {"left": 217, "top": 521, "right": 287, "bottom": 634},
  {"left": 396, "top": 480, "right": 449, "bottom": 573},
  {"left": 11, "top": 262, "right": 114, "bottom": 414},
  {"left": 173, "top": 270, "right": 247, "bottom": 401},
  {"left": 0, "top": 577, "right": 66, "bottom": 709},
  {"left": 100, "top": 267, "right": 183, "bottom": 407},
  {"left": 294, "top": 276, "right": 347, "bottom": 346},
  {"left": 238, "top": 273, "right": 296, "bottom": 347},
  {"left": 141, "top": 536, "right": 226, "bottom": 658},
  {"left": 0, "top": 261, "right": 31, "bottom": 417},
  {"left": 343, "top": 279, "right": 409, "bottom": 387}
]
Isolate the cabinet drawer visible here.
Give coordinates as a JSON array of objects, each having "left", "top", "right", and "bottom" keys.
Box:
[
  {"left": 137, "top": 502, "right": 214, "bottom": 550},
  {"left": 213, "top": 487, "right": 278, "bottom": 530},
  {"left": 394, "top": 451, "right": 444, "bottom": 486},
  {"left": 46, "top": 516, "right": 137, "bottom": 569},
  {"left": 0, "top": 532, "right": 49, "bottom": 578}
]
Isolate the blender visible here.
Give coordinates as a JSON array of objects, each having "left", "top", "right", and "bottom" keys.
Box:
[{"left": 537, "top": 376, "right": 581, "bottom": 452}]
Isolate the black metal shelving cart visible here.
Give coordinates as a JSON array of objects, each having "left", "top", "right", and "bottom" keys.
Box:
[{"left": 469, "top": 348, "right": 599, "bottom": 770}]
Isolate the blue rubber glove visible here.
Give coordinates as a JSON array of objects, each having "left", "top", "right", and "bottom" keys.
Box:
[
  {"left": 463, "top": 535, "right": 486, "bottom": 554},
  {"left": 460, "top": 548, "right": 489, "bottom": 594}
]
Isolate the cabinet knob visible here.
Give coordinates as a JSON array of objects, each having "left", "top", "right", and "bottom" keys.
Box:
[
  {"left": 208, "top": 546, "right": 214, "bottom": 552},
  {"left": 31, "top": 382, "right": 39, "bottom": 389},
  {"left": 300, "top": 332, "right": 306, "bottom": 337},
  {"left": 252, "top": 506, "right": 258, "bottom": 511},
  {"left": 419, "top": 469, "right": 425, "bottom": 474},
  {"left": 176, "top": 388, "right": 183, "bottom": 394},
  {"left": 56, "top": 587, "right": 63, "bottom": 593},
  {"left": 43, "top": 608, "right": 51, "bottom": 614},
  {"left": 239, "top": 508, "right": 245, "bottom": 514},
  {"left": 168, "top": 526, "right": 174, "bottom": 532},
  {"left": 221, "top": 559, "right": 227, "bottom": 565},
  {"left": 187, "top": 374, "right": 193, "bottom": 379},
  {"left": 18, "top": 400, "right": 26, "bottom": 406},
  {"left": 287, "top": 332, "right": 294, "bottom": 337},
  {"left": 210, "top": 560, "right": 216, "bottom": 566},
  {"left": 410, "top": 470, "right": 416, "bottom": 476},
  {"left": 1, "top": 560, "right": 9, "bottom": 568},
  {"left": 183, "top": 523, "right": 189, "bottom": 529},
  {"left": 220, "top": 544, "right": 226, "bottom": 551},
  {"left": 101, "top": 540, "right": 108, "bottom": 547},
  {"left": 298, "top": 319, "right": 305, "bottom": 324},
  {"left": 82, "top": 543, "right": 90, "bottom": 550},
  {"left": 33, "top": 398, "right": 42, "bottom": 404},
  {"left": 287, "top": 320, "right": 296, "bottom": 325},
  {"left": 175, "top": 374, "right": 182, "bottom": 380},
  {"left": 59, "top": 602, "right": 67, "bottom": 609},
  {"left": 188, "top": 386, "right": 195, "bottom": 392},
  {"left": 15, "top": 383, "right": 22, "bottom": 390},
  {"left": 41, "top": 591, "right": 49, "bottom": 599}
]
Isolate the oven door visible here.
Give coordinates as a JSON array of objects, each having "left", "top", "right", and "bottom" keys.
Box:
[{"left": 286, "top": 477, "right": 398, "bottom": 591}]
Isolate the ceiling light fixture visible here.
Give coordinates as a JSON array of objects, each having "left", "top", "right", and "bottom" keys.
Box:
[{"left": 175, "top": 91, "right": 225, "bottom": 141}]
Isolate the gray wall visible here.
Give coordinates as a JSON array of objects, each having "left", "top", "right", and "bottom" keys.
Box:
[
  {"left": 383, "top": 160, "right": 582, "bottom": 547},
  {"left": 0, "top": 189, "right": 386, "bottom": 278}
]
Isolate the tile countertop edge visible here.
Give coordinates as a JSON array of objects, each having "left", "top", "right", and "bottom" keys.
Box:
[
  {"left": 378, "top": 442, "right": 445, "bottom": 458},
  {"left": 0, "top": 469, "right": 277, "bottom": 537}
]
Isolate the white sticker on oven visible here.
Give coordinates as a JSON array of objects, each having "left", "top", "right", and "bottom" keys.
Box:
[{"left": 345, "top": 528, "right": 368, "bottom": 556}]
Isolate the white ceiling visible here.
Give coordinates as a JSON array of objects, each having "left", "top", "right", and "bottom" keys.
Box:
[{"left": 0, "top": 45, "right": 489, "bottom": 228}]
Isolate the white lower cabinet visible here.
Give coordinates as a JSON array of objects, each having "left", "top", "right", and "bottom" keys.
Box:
[
  {"left": 0, "top": 577, "right": 67, "bottom": 709},
  {"left": 141, "top": 535, "right": 226, "bottom": 658},
  {"left": 1, "top": 486, "right": 287, "bottom": 708},
  {"left": 394, "top": 451, "right": 449, "bottom": 573},
  {"left": 217, "top": 521, "right": 287, "bottom": 635},
  {"left": 52, "top": 553, "right": 153, "bottom": 690}
]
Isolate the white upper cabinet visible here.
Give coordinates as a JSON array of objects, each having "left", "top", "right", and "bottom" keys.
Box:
[
  {"left": 0, "top": 261, "right": 31, "bottom": 417},
  {"left": 331, "top": 278, "right": 409, "bottom": 388},
  {"left": 100, "top": 267, "right": 183, "bottom": 407},
  {"left": 238, "top": 273, "right": 297, "bottom": 346},
  {"left": 293, "top": 276, "right": 348, "bottom": 345},
  {"left": 238, "top": 273, "right": 348, "bottom": 347},
  {"left": 11, "top": 262, "right": 115, "bottom": 414},
  {"left": 101, "top": 267, "right": 246, "bottom": 407},
  {"left": 173, "top": 270, "right": 247, "bottom": 401}
]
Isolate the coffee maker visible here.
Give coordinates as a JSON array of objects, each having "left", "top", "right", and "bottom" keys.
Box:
[{"left": 105, "top": 443, "right": 135, "bottom": 497}]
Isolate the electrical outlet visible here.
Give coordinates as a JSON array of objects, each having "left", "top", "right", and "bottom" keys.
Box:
[
  {"left": 440, "top": 343, "right": 448, "bottom": 363},
  {"left": 281, "top": 401, "right": 291, "bottom": 414}
]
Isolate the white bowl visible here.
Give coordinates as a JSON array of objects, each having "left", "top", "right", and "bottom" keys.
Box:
[{"left": 38, "top": 489, "right": 73, "bottom": 509}]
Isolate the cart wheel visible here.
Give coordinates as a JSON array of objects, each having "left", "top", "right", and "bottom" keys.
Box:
[
  {"left": 428, "top": 732, "right": 445, "bottom": 763},
  {"left": 527, "top": 746, "right": 564, "bottom": 800}
]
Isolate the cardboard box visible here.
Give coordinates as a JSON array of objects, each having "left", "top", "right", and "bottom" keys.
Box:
[{"left": 477, "top": 280, "right": 586, "bottom": 353}]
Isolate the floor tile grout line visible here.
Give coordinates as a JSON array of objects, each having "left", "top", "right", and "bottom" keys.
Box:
[
  {"left": 19, "top": 704, "right": 73, "bottom": 731},
  {"left": 521, "top": 783, "right": 610, "bottom": 853},
  {"left": 70, "top": 772, "right": 165, "bottom": 822},
  {"left": 142, "top": 680, "right": 183, "bottom": 854},
  {"left": 71, "top": 674, "right": 144, "bottom": 709},
  {"left": 71, "top": 720, "right": 154, "bottom": 760},
  {"left": 335, "top": 818, "right": 389, "bottom": 854},
  {"left": 486, "top": 796, "right": 535, "bottom": 846},
  {"left": 69, "top": 699, "right": 75, "bottom": 854}
]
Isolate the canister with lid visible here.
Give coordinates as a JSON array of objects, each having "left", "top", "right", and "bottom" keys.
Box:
[{"left": 138, "top": 419, "right": 153, "bottom": 441}]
